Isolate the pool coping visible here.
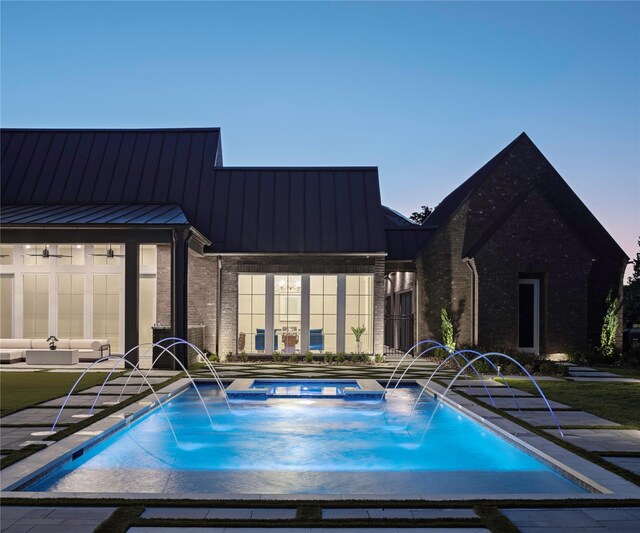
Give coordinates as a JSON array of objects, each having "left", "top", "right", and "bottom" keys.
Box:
[
  {"left": 225, "top": 377, "right": 384, "bottom": 399},
  {"left": 1, "top": 378, "right": 639, "bottom": 502}
]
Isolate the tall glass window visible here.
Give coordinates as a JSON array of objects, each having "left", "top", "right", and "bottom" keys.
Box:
[
  {"left": 274, "top": 275, "right": 301, "bottom": 353},
  {"left": 58, "top": 274, "right": 84, "bottom": 338},
  {"left": 22, "top": 245, "right": 47, "bottom": 265},
  {"left": 238, "top": 274, "right": 266, "bottom": 352},
  {"left": 139, "top": 245, "right": 157, "bottom": 267},
  {"left": 58, "top": 245, "right": 85, "bottom": 266},
  {"left": 0, "top": 245, "right": 13, "bottom": 265},
  {"left": 23, "top": 274, "right": 49, "bottom": 338},
  {"left": 92, "top": 245, "right": 122, "bottom": 265},
  {"left": 93, "top": 274, "right": 120, "bottom": 348},
  {"left": 0, "top": 275, "right": 13, "bottom": 338},
  {"left": 345, "top": 275, "right": 373, "bottom": 353},
  {"left": 309, "top": 275, "right": 337, "bottom": 353}
]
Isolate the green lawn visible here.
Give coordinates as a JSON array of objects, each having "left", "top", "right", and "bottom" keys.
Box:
[
  {"left": 0, "top": 371, "right": 117, "bottom": 415},
  {"left": 505, "top": 379, "right": 640, "bottom": 428}
]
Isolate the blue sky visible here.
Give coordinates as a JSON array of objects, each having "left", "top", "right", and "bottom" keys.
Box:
[{"left": 2, "top": 1, "right": 639, "bottom": 274}]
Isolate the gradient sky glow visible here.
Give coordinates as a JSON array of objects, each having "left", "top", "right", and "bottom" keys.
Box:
[{"left": 2, "top": 1, "right": 639, "bottom": 275}]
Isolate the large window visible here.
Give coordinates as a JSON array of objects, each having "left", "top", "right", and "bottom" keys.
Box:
[
  {"left": 23, "top": 274, "right": 49, "bottom": 338},
  {"left": 237, "top": 273, "right": 374, "bottom": 354},
  {"left": 0, "top": 275, "right": 13, "bottom": 337},
  {"left": 238, "top": 274, "right": 266, "bottom": 353},
  {"left": 345, "top": 275, "right": 373, "bottom": 354},
  {"left": 93, "top": 274, "right": 121, "bottom": 349},
  {"left": 58, "top": 274, "right": 84, "bottom": 338},
  {"left": 274, "top": 275, "right": 301, "bottom": 353},
  {"left": 309, "top": 275, "right": 337, "bottom": 353}
]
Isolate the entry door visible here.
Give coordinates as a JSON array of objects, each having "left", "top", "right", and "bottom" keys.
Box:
[{"left": 518, "top": 279, "right": 539, "bottom": 354}]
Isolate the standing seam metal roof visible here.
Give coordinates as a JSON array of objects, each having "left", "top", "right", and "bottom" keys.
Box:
[{"left": 1, "top": 129, "right": 386, "bottom": 253}]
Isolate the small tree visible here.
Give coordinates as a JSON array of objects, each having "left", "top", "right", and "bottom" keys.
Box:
[
  {"left": 623, "top": 237, "right": 640, "bottom": 328},
  {"left": 409, "top": 205, "right": 433, "bottom": 224},
  {"left": 600, "top": 292, "right": 621, "bottom": 358},
  {"left": 440, "top": 308, "right": 455, "bottom": 354}
]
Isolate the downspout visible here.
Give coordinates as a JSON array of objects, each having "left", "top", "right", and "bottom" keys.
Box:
[{"left": 465, "top": 259, "right": 478, "bottom": 346}]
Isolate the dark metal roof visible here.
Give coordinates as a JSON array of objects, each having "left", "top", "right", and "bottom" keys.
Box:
[
  {"left": 0, "top": 203, "right": 189, "bottom": 225},
  {"left": 1, "top": 128, "right": 223, "bottom": 205},
  {"left": 382, "top": 206, "right": 415, "bottom": 228},
  {"left": 199, "top": 167, "right": 386, "bottom": 253},
  {"left": 385, "top": 227, "right": 435, "bottom": 261}
]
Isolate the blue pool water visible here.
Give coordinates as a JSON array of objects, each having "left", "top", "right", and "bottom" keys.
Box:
[
  {"left": 248, "top": 380, "right": 359, "bottom": 397},
  {"left": 27, "top": 384, "right": 586, "bottom": 495}
]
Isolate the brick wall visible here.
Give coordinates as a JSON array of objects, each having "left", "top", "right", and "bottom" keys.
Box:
[
  {"left": 474, "top": 190, "right": 593, "bottom": 353},
  {"left": 415, "top": 203, "right": 473, "bottom": 346}
]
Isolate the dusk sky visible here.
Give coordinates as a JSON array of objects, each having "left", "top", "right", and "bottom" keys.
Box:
[{"left": 2, "top": 1, "right": 638, "bottom": 277}]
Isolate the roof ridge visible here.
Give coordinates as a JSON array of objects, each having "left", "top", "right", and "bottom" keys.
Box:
[{"left": 0, "top": 127, "right": 221, "bottom": 133}]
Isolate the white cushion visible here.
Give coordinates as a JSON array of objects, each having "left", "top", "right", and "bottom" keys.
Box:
[
  {"left": 0, "top": 339, "right": 32, "bottom": 349},
  {"left": 69, "top": 339, "right": 106, "bottom": 351}
]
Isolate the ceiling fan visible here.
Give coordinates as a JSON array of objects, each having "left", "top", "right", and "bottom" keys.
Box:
[
  {"left": 23, "top": 246, "right": 72, "bottom": 259},
  {"left": 89, "top": 245, "right": 125, "bottom": 259}
]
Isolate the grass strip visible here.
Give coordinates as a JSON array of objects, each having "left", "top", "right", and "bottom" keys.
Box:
[
  {"left": 2, "top": 497, "right": 639, "bottom": 508},
  {"left": 0, "top": 444, "right": 47, "bottom": 469},
  {"left": 296, "top": 504, "right": 322, "bottom": 520},
  {"left": 94, "top": 505, "right": 144, "bottom": 533},
  {"left": 597, "top": 451, "right": 640, "bottom": 457},
  {"left": 0, "top": 371, "right": 125, "bottom": 416},
  {"left": 475, "top": 503, "right": 519, "bottom": 533}
]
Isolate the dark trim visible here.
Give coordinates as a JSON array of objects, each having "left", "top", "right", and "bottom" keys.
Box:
[
  {"left": 124, "top": 243, "right": 140, "bottom": 365},
  {"left": 172, "top": 229, "right": 190, "bottom": 367},
  {"left": 0, "top": 227, "right": 176, "bottom": 244}
]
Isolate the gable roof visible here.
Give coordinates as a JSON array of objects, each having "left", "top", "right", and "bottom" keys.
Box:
[
  {"left": 1, "top": 129, "right": 386, "bottom": 254},
  {"left": 423, "top": 133, "right": 523, "bottom": 229},
  {"left": 424, "top": 132, "right": 628, "bottom": 262}
]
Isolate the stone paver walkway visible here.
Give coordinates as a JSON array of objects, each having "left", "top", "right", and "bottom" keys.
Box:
[
  {"left": 502, "top": 507, "right": 640, "bottom": 532},
  {"left": 602, "top": 456, "right": 640, "bottom": 475},
  {"left": 0, "top": 506, "right": 116, "bottom": 533}
]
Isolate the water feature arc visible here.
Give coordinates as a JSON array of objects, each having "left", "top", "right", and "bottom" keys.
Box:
[
  {"left": 383, "top": 343, "right": 498, "bottom": 411},
  {"left": 86, "top": 342, "right": 215, "bottom": 429},
  {"left": 414, "top": 351, "right": 564, "bottom": 444},
  {"left": 49, "top": 355, "right": 178, "bottom": 443}
]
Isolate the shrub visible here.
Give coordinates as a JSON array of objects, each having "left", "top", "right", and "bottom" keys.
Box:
[
  {"left": 441, "top": 308, "right": 456, "bottom": 354},
  {"left": 304, "top": 351, "right": 313, "bottom": 363},
  {"left": 600, "top": 292, "right": 621, "bottom": 358}
]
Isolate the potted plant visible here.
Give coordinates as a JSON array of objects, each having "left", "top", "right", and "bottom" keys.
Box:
[
  {"left": 47, "top": 335, "right": 59, "bottom": 351},
  {"left": 351, "top": 325, "right": 366, "bottom": 354}
]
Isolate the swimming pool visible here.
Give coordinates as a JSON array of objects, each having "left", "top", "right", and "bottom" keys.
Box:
[{"left": 25, "top": 383, "right": 586, "bottom": 495}]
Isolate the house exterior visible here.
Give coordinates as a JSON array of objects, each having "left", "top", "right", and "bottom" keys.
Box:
[{"left": 0, "top": 128, "right": 627, "bottom": 366}]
